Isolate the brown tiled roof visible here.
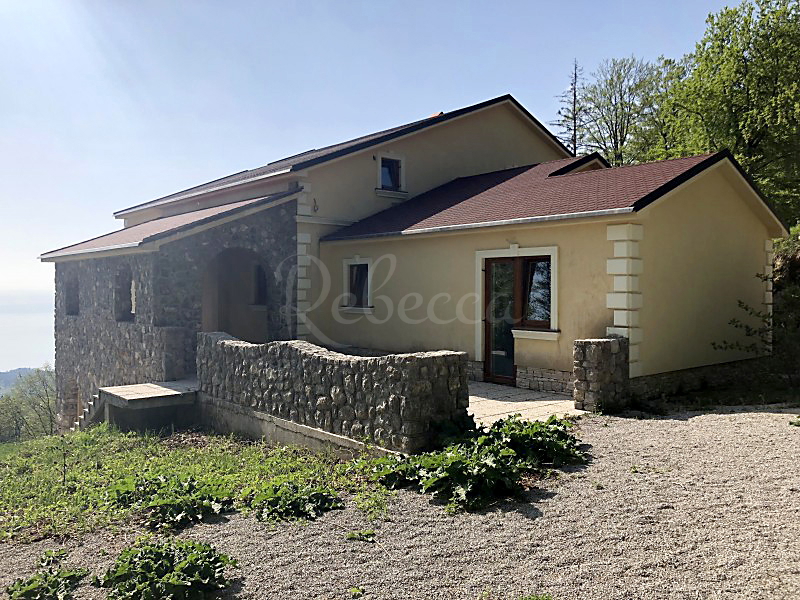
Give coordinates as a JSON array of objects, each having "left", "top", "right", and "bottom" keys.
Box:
[
  {"left": 114, "top": 94, "right": 570, "bottom": 217},
  {"left": 323, "top": 153, "right": 722, "bottom": 240},
  {"left": 40, "top": 190, "right": 296, "bottom": 260}
]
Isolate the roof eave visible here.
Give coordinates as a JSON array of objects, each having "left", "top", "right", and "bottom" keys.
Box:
[
  {"left": 113, "top": 167, "right": 295, "bottom": 219},
  {"left": 41, "top": 189, "right": 300, "bottom": 262},
  {"left": 632, "top": 150, "right": 789, "bottom": 237},
  {"left": 112, "top": 94, "right": 570, "bottom": 219},
  {"left": 322, "top": 207, "right": 636, "bottom": 242}
]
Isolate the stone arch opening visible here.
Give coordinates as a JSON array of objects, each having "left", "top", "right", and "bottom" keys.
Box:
[{"left": 202, "top": 248, "right": 271, "bottom": 343}]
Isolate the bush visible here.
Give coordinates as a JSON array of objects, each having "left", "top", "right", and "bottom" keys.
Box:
[
  {"left": 369, "top": 415, "right": 585, "bottom": 511},
  {"left": 6, "top": 550, "right": 87, "bottom": 600},
  {"left": 93, "top": 536, "right": 237, "bottom": 600},
  {"left": 245, "top": 481, "right": 344, "bottom": 521},
  {"left": 109, "top": 474, "right": 235, "bottom": 530}
]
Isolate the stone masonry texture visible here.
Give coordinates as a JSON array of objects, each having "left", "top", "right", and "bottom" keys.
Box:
[
  {"left": 573, "top": 337, "right": 630, "bottom": 412},
  {"left": 196, "top": 332, "right": 471, "bottom": 453},
  {"left": 516, "top": 366, "right": 573, "bottom": 395},
  {"left": 54, "top": 202, "right": 296, "bottom": 429}
]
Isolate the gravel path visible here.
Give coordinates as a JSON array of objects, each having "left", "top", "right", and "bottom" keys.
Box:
[{"left": 2, "top": 406, "right": 799, "bottom": 599}]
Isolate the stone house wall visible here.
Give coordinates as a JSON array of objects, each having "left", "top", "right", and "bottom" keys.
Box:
[
  {"left": 152, "top": 201, "right": 298, "bottom": 369},
  {"left": 516, "top": 366, "right": 573, "bottom": 395},
  {"left": 55, "top": 254, "right": 187, "bottom": 427},
  {"left": 196, "top": 332, "right": 471, "bottom": 453},
  {"left": 629, "top": 357, "right": 768, "bottom": 401},
  {"left": 54, "top": 202, "right": 297, "bottom": 428}
]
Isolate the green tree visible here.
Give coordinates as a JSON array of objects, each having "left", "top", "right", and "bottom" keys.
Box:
[
  {"left": 580, "top": 56, "right": 657, "bottom": 165},
  {"left": 670, "top": 0, "right": 800, "bottom": 223},
  {"left": 551, "top": 59, "right": 588, "bottom": 155},
  {"left": 0, "top": 366, "right": 57, "bottom": 442},
  {"left": 629, "top": 57, "right": 698, "bottom": 162}
]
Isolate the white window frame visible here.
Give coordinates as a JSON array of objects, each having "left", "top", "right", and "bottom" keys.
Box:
[
  {"left": 342, "top": 256, "right": 373, "bottom": 313},
  {"left": 375, "top": 152, "right": 407, "bottom": 199},
  {"left": 474, "top": 244, "right": 559, "bottom": 361}
]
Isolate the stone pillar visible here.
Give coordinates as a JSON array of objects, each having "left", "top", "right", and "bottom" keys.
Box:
[{"left": 573, "top": 336, "right": 630, "bottom": 412}]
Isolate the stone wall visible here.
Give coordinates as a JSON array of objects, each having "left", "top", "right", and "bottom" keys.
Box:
[
  {"left": 55, "top": 255, "right": 189, "bottom": 428},
  {"left": 516, "top": 366, "right": 573, "bottom": 395},
  {"left": 54, "top": 201, "right": 297, "bottom": 430},
  {"left": 573, "top": 337, "right": 630, "bottom": 412},
  {"left": 153, "top": 201, "right": 297, "bottom": 368},
  {"left": 466, "top": 360, "right": 484, "bottom": 382},
  {"left": 629, "top": 357, "right": 768, "bottom": 401},
  {"left": 196, "top": 332, "right": 471, "bottom": 453}
]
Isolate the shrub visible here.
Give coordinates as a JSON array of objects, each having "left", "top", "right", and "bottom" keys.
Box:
[
  {"left": 369, "top": 415, "right": 585, "bottom": 511},
  {"left": 109, "top": 474, "right": 235, "bottom": 530},
  {"left": 245, "top": 481, "right": 344, "bottom": 521},
  {"left": 93, "top": 536, "right": 236, "bottom": 600},
  {"left": 6, "top": 550, "right": 87, "bottom": 600}
]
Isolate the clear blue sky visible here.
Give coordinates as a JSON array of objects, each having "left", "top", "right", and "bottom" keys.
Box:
[{"left": 0, "top": 0, "right": 731, "bottom": 369}]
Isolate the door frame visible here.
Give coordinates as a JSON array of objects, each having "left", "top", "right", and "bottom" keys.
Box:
[{"left": 475, "top": 245, "right": 559, "bottom": 384}]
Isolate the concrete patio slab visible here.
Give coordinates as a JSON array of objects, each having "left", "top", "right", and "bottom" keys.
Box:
[{"left": 468, "top": 381, "right": 586, "bottom": 425}]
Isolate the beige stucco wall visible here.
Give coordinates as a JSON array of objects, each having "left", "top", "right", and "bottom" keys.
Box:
[
  {"left": 304, "top": 103, "right": 566, "bottom": 224},
  {"left": 310, "top": 220, "right": 615, "bottom": 373},
  {"left": 122, "top": 101, "right": 565, "bottom": 228},
  {"left": 636, "top": 163, "right": 774, "bottom": 376}
]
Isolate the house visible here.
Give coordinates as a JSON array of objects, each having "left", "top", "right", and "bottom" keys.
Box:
[{"left": 41, "top": 94, "right": 787, "bottom": 437}]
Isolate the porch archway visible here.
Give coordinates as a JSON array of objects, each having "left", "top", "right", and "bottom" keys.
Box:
[{"left": 201, "top": 248, "right": 271, "bottom": 343}]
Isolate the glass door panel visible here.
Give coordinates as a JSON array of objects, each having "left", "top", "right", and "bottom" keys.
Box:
[{"left": 485, "top": 259, "right": 515, "bottom": 381}]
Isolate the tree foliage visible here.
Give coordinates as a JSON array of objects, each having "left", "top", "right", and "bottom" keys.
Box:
[
  {"left": 580, "top": 56, "right": 657, "bottom": 165},
  {"left": 0, "top": 366, "right": 57, "bottom": 443},
  {"left": 553, "top": 0, "right": 800, "bottom": 223},
  {"left": 672, "top": 0, "right": 800, "bottom": 223}
]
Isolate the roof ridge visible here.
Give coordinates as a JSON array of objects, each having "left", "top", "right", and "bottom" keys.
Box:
[
  {"left": 450, "top": 163, "right": 538, "bottom": 183},
  {"left": 551, "top": 152, "right": 718, "bottom": 178},
  {"left": 449, "top": 155, "right": 582, "bottom": 183}
]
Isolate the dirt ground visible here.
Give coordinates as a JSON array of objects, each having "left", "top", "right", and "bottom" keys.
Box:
[{"left": 2, "top": 406, "right": 799, "bottom": 600}]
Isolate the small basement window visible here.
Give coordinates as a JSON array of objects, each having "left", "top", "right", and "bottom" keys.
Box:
[
  {"left": 65, "top": 277, "right": 79, "bottom": 316},
  {"left": 253, "top": 264, "right": 268, "bottom": 306},
  {"left": 380, "top": 157, "right": 402, "bottom": 191},
  {"left": 345, "top": 261, "right": 370, "bottom": 308},
  {"left": 114, "top": 266, "right": 135, "bottom": 322}
]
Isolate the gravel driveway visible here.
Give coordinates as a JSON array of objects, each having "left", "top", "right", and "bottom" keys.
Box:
[{"left": 2, "top": 406, "right": 799, "bottom": 599}]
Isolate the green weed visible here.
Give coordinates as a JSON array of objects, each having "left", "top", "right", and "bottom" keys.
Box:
[
  {"left": 93, "top": 536, "right": 236, "bottom": 600},
  {"left": 6, "top": 550, "right": 87, "bottom": 600},
  {"left": 367, "top": 415, "right": 585, "bottom": 511},
  {"left": 0, "top": 425, "right": 377, "bottom": 540},
  {"left": 346, "top": 529, "right": 376, "bottom": 543}
]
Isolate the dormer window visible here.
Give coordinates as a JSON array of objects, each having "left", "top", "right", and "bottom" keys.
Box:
[
  {"left": 375, "top": 154, "right": 407, "bottom": 199},
  {"left": 381, "top": 157, "right": 402, "bottom": 191}
]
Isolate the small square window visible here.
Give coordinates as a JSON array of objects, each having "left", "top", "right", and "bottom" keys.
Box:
[
  {"left": 347, "top": 263, "right": 369, "bottom": 308},
  {"left": 380, "top": 157, "right": 401, "bottom": 191}
]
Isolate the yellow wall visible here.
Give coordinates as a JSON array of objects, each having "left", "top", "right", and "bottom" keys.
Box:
[
  {"left": 310, "top": 220, "right": 614, "bottom": 373},
  {"left": 122, "top": 101, "right": 565, "bottom": 228},
  {"left": 305, "top": 103, "right": 566, "bottom": 224},
  {"left": 637, "top": 164, "right": 773, "bottom": 375}
]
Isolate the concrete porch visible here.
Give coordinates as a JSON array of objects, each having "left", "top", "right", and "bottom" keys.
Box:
[{"left": 468, "top": 381, "right": 585, "bottom": 426}]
